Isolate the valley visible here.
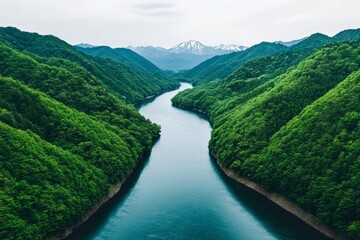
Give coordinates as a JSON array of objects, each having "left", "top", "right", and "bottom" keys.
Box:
[{"left": 0, "top": 26, "right": 359, "bottom": 240}]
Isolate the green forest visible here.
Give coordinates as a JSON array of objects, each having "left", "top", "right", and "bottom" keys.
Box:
[
  {"left": 180, "top": 28, "right": 360, "bottom": 86},
  {"left": 172, "top": 35, "right": 360, "bottom": 239},
  {"left": 1, "top": 25, "right": 360, "bottom": 240},
  {"left": 0, "top": 28, "right": 178, "bottom": 239},
  {"left": 0, "top": 27, "right": 180, "bottom": 104}
]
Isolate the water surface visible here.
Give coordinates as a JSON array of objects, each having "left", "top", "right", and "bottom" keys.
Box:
[{"left": 68, "top": 83, "right": 329, "bottom": 240}]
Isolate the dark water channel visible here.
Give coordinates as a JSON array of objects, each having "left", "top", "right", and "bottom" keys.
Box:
[{"left": 68, "top": 83, "right": 329, "bottom": 240}]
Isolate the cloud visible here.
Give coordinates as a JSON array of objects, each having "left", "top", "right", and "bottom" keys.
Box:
[
  {"left": 131, "top": 2, "right": 177, "bottom": 16},
  {"left": 132, "top": 2, "right": 176, "bottom": 10},
  {"left": 0, "top": 0, "right": 359, "bottom": 48}
]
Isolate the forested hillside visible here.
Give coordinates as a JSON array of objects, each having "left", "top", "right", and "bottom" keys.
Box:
[
  {"left": 181, "top": 42, "right": 287, "bottom": 85},
  {"left": 0, "top": 27, "right": 179, "bottom": 104},
  {"left": 75, "top": 45, "right": 167, "bottom": 76},
  {"left": 172, "top": 41, "right": 360, "bottom": 239},
  {"left": 0, "top": 28, "right": 172, "bottom": 239},
  {"left": 180, "top": 28, "right": 360, "bottom": 85}
]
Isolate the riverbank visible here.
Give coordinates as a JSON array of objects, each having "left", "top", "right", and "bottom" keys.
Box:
[
  {"left": 210, "top": 151, "right": 345, "bottom": 240},
  {"left": 51, "top": 87, "right": 177, "bottom": 240},
  {"left": 47, "top": 140, "right": 160, "bottom": 239},
  {"left": 64, "top": 83, "right": 335, "bottom": 239},
  {"left": 48, "top": 180, "right": 125, "bottom": 240},
  {"left": 171, "top": 102, "right": 345, "bottom": 240},
  {"left": 135, "top": 85, "right": 180, "bottom": 107}
]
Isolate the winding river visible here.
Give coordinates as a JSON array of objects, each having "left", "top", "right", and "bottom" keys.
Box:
[{"left": 67, "top": 83, "right": 329, "bottom": 240}]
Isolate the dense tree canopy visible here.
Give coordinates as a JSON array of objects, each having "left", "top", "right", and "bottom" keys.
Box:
[
  {"left": 0, "top": 28, "right": 176, "bottom": 239},
  {"left": 172, "top": 41, "right": 360, "bottom": 239},
  {"left": 0, "top": 27, "right": 180, "bottom": 104},
  {"left": 178, "top": 28, "right": 360, "bottom": 86},
  {"left": 180, "top": 42, "right": 287, "bottom": 85}
]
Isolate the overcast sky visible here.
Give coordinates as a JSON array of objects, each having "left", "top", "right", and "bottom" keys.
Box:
[{"left": 1, "top": 0, "right": 359, "bottom": 48}]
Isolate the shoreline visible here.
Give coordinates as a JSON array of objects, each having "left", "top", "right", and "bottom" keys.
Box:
[
  {"left": 51, "top": 87, "right": 178, "bottom": 239},
  {"left": 211, "top": 151, "right": 345, "bottom": 240},
  {"left": 135, "top": 85, "right": 181, "bottom": 107},
  {"left": 49, "top": 143, "right": 157, "bottom": 240},
  {"left": 171, "top": 103, "right": 345, "bottom": 240},
  {"left": 54, "top": 98, "right": 344, "bottom": 240},
  {"left": 48, "top": 180, "right": 125, "bottom": 240},
  {"left": 48, "top": 124, "right": 161, "bottom": 239},
  {"left": 49, "top": 140, "right": 159, "bottom": 240}
]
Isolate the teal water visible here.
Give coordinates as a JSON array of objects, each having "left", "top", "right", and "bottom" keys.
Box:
[{"left": 67, "top": 83, "right": 329, "bottom": 240}]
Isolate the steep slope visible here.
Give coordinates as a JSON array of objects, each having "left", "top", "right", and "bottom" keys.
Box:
[
  {"left": 172, "top": 41, "right": 360, "bottom": 239},
  {"left": 182, "top": 28, "right": 360, "bottom": 85},
  {"left": 76, "top": 45, "right": 164, "bottom": 74},
  {"left": 287, "top": 33, "right": 331, "bottom": 52},
  {"left": 75, "top": 45, "right": 179, "bottom": 97},
  {"left": 332, "top": 28, "right": 360, "bottom": 42},
  {"left": 244, "top": 70, "right": 360, "bottom": 239},
  {"left": 0, "top": 27, "right": 179, "bottom": 104},
  {"left": 0, "top": 44, "right": 159, "bottom": 153},
  {"left": 0, "top": 74, "right": 156, "bottom": 238},
  {"left": 0, "top": 32, "right": 166, "bottom": 238},
  {"left": 0, "top": 120, "right": 108, "bottom": 240},
  {"left": 173, "top": 49, "right": 312, "bottom": 117},
  {"left": 181, "top": 42, "right": 288, "bottom": 85},
  {"left": 209, "top": 41, "right": 360, "bottom": 169}
]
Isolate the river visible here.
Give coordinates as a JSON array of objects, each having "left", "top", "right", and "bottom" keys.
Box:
[{"left": 67, "top": 83, "right": 330, "bottom": 240}]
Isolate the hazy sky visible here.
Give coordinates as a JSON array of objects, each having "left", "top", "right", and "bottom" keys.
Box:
[{"left": 1, "top": 0, "right": 359, "bottom": 48}]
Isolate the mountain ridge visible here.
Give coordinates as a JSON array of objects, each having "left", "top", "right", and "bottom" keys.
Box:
[
  {"left": 172, "top": 40, "right": 360, "bottom": 239},
  {"left": 181, "top": 28, "right": 360, "bottom": 85},
  {"left": 0, "top": 27, "right": 179, "bottom": 104},
  {"left": 128, "top": 40, "right": 247, "bottom": 56},
  {"left": 126, "top": 40, "right": 247, "bottom": 71}
]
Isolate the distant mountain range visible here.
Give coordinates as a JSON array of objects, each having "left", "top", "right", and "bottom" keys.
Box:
[
  {"left": 75, "top": 38, "right": 313, "bottom": 72},
  {"left": 75, "top": 40, "right": 247, "bottom": 71},
  {"left": 171, "top": 28, "right": 360, "bottom": 240},
  {"left": 274, "top": 37, "right": 307, "bottom": 47},
  {"left": 128, "top": 40, "right": 247, "bottom": 71},
  {"left": 75, "top": 43, "right": 96, "bottom": 48},
  {"left": 165, "top": 40, "right": 247, "bottom": 55},
  {"left": 181, "top": 29, "right": 360, "bottom": 85}
]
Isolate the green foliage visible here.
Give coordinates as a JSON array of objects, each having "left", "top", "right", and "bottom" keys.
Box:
[
  {"left": 247, "top": 71, "right": 360, "bottom": 239},
  {"left": 0, "top": 121, "right": 109, "bottom": 239},
  {"left": 0, "top": 28, "right": 166, "bottom": 239},
  {"left": 211, "top": 42, "right": 360, "bottom": 166},
  {"left": 333, "top": 28, "right": 360, "bottom": 42},
  {"left": 172, "top": 49, "right": 311, "bottom": 120},
  {"left": 0, "top": 43, "right": 159, "bottom": 158},
  {"left": 172, "top": 41, "right": 360, "bottom": 239},
  {"left": 0, "top": 27, "right": 179, "bottom": 104},
  {"left": 0, "top": 76, "right": 133, "bottom": 183},
  {"left": 179, "top": 28, "right": 360, "bottom": 86},
  {"left": 76, "top": 46, "right": 164, "bottom": 74},
  {"left": 180, "top": 42, "right": 287, "bottom": 85},
  {"left": 287, "top": 33, "right": 331, "bottom": 52},
  {"left": 0, "top": 74, "right": 157, "bottom": 238}
]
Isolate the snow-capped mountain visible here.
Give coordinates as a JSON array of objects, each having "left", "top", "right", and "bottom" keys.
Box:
[
  {"left": 128, "top": 40, "right": 247, "bottom": 70},
  {"left": 215, "top": 44, "right": 247, "bottom": 51},
  {"left": 130, "top": 40, "right": 246, "bottom": 56},
  {"left": 169, "top": 40, "right": 207, "bottom": 55},
  {"left": 168, "top": 40, "right": 247, "bottom": 55}
]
